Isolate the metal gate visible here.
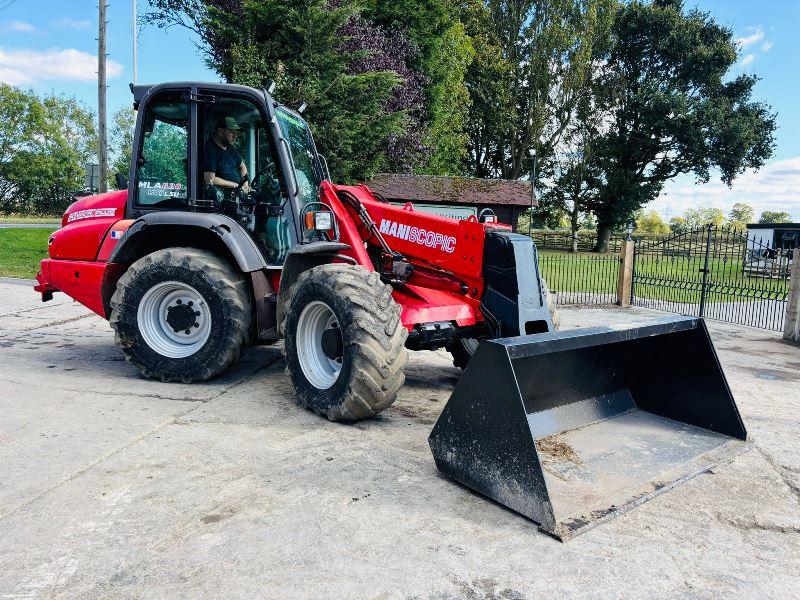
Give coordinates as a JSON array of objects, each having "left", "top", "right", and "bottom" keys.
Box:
[{"left": 632, "top": 225, "right": 792, "bottom": 331}]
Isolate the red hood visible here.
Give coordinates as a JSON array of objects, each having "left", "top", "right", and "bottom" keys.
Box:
[{"left": 62, "top": 190, "right": 128, "bottom": 227}]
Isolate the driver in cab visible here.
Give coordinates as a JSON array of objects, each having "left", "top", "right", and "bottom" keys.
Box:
[{"left": 204, "top": 115, "right": 249, "bottom": 195}]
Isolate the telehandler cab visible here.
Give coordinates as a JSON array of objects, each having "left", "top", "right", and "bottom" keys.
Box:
[{"left": 35, "top": 82, "right": 749, "bottom": 539}]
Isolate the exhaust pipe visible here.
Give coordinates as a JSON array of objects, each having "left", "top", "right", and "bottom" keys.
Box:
[{"left": 429, "top": 316, "right": 750, "bottom": 540}]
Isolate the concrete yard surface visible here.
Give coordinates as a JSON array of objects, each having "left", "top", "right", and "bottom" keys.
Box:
[{"left": 0, "top": 282, "right": 799, "bottom": 598}]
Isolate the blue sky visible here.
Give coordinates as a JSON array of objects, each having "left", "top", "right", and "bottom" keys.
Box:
[{"left": 1, "top": 0, "right": 799, "bottom": 220}]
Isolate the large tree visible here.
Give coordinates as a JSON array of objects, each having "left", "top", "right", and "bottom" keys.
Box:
[
  {"left": 364, "top": 0, "right": 475, "bottom": 174},
  {"left": 0, "top": 84, "right": 96, "bottom": 215},
  {"left": 586, "top": 0, "right": 776, "bottom": 251},
  {"left": 463, "top": 0, "right": 614, "bottom": 180},
  {"left": 759, "top": 211, "right": 793, "bottom": 224},
  {"left": 538, "top": 93, "right": 604, "bottom": 249},
  {"left": 728, "top": 202, "right": 754, "bottom": 230},
  {"left": 109, "top": 107, "right": 136, "bottom": 185},
  {"left": 146, "top": 0, "right": 423, "bottom": 181}
]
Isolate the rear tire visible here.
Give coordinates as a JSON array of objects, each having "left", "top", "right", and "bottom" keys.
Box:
[
  {"left": 448, "top": 278, "right": 560, "bottom": 370},
  {"left": 109, "top": 248, "right": 252, "bottom": 382},
  {"left": 282, "top": 264, "right": 408, "bottom": 421}
]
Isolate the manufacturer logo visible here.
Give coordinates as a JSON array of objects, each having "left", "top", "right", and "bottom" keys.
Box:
[
  {"left": 67, "top": 207, "right": 117, "bottom": 223},
  {"left": 379, "top": 219, "right": 456, "bottom": 254}
]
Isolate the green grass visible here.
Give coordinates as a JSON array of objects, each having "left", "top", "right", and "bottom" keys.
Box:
[
  {"left": 0, "top": 214, "right": 61, "bottom": 224},
  {"left": 0, "top": 228, "right": 52, "bottom": 278},
  {"left": 540, "top": 251, "right": 619, "bottom": 295}
]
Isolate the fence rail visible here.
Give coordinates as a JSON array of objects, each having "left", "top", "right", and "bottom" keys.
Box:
[{"left": 539, "top": 251, "right": 620, "bottom": 306}]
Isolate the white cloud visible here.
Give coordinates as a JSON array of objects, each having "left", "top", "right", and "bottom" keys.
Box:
[
  {"left": 652, "top": 157, "right": 800, "bottom": 222},
  {"left": 53, "top": 17, "right": 91, "bottom": 31},
  {"left": 2, "top": 21, "right": 36, "bottom": 33},
  {"left": 734, "top": 26, "right": 773, "bottom": 66},
  {"left": 736, "top": 27, "right": 764, "bottom": 49},
  {"left": 0, "top": 47, "right": 122, "bottom": 86}
]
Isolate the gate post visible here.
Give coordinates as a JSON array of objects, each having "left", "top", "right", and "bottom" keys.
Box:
[
  {"left": 698, "top": 224, "right": 713, "bottom": 318},
  {"left": 617, "top": 238, "right": 634, "bottom": 307},
  {"left": 784, "top": 249, "right": 800, "bottom": 344}
]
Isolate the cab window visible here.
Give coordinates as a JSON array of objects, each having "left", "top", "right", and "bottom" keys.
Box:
[
  {"left": 135, "top": 92, "right": 189, "bottom": 207},
  {"left": 276, "top": 108, "right": 321, "bottom": 206},
  {"left": 200, "top": 96, "right": 286, "bottom": 206}
]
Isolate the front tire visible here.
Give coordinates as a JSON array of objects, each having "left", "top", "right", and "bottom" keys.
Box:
[
  {"left": 109, "top": 248, "right": 252, "bottom": 382},
  {"left": 283, "top": 264, "right": 408, "bottom": 421}
]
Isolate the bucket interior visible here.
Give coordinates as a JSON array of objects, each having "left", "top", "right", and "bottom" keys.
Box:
[{"left": 511, "top": 324, "right": 748, "bottom": 537}]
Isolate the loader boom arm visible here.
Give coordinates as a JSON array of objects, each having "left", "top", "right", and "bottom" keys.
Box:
[{"left": 327, "top": 183, "right": 494, "bottom": 298}]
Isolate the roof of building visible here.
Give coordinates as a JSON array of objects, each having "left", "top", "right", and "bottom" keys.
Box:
[
  {"left": 746, "top": 223, "right": 800, "bottom": 230},
  {"left": 366, "top": 174, "right": 534, "bottom": 207}
]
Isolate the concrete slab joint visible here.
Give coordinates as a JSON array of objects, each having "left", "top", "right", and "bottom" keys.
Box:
[{"left": 784, "top": 249, "right": 800, "bottom": 344}]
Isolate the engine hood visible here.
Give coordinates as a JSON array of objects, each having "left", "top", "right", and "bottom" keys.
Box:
[{"left": 62, "top": 190, "right": 128, "bottom": 227}]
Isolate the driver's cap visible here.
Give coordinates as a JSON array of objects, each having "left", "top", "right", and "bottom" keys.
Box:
[{"left": 217, "top": 116, "right": 241, "bottom": 130}]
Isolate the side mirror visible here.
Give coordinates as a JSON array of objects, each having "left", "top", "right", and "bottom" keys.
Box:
[{"left": 115, "top": 172, "right": 128, "bottom": 190}]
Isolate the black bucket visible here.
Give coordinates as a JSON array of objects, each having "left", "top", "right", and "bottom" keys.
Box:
[{"left": 428, "top": 316, "right": 749, "bottom": 540}]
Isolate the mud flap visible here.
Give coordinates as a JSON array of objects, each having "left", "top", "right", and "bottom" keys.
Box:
[{"left": 428, "top": 316, "right": 750, "bottom": 541}]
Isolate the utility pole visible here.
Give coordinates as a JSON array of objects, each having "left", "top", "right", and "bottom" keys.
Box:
[
  {"left": 132, "top": 0, "right": 138, "bottom": 84},
  {"left": 98, "top": 0, "right": 108, "bottom": 193},
  {"left": 528, "top": 148, "right": 537, "bottom": 236}
]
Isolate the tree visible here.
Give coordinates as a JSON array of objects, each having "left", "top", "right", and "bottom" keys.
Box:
[
  {"left": 464, "top": 0, "right": 615, "bottom": 180},
  {"left": 586, "top": 0, "right": 776, "bottom": 251},
  {"left": 418, "top": 21, "right": 474, "bottom": 174},
  {"left": 0, "top": 84, "right": 96, "bottom": 215},
  {"left": 0, "top": 84, "right": 32, "bottom": 210},
  {"left": 364, "top": 0, "right": 475, "bottom": 174},
  {"left": 683, "top": 206, "right": 725, "bottom": 228},
  {"left": 669, "top": 216, "right": 687, "bottom": 233},
  {"left": 146, "top": 0, "right": 418, "bottom": 181},
  {"left": 109, "top": 107, "right": 135, "bottom": 185},
  {"left": 759, "top": 211, "right": 793, "bottom": 224},
  {"left": 540, "top": 93, "right": 604, "bottom": 251},
  {"left": 729, "top": 202, "right": 754, "bottom": 224},
  {"left": 635, "top": 210, "right": 670, "bottom": 234},
  {"left": 727, "top": 202, "right": 754, "bottom": 230}
]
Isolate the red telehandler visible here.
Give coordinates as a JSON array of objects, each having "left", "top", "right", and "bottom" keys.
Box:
[{"left": 35, "top": 82, "right": 749, "bottom": 539}]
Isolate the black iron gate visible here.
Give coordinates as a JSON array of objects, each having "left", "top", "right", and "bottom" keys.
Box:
[{"left": 632, "top": 224, "right": 793, "bottom": 331}]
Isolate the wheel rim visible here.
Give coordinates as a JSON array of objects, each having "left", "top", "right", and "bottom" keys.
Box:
[
  {"left": 296, "top": 300, "right": 342, "bottom": 390},
  {"left": 137, "top": 281, "right": 212, "bottom": 359}
]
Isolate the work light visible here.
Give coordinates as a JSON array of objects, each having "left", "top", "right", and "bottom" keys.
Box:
[{"left": 304, "top": 211, "right": 334, "bottom": 231}]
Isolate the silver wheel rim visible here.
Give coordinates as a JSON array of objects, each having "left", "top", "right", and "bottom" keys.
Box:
[
  {"left": 296, "top": 300, "right": 342, "bottom": 390},
  {"left": 137, "top": 281, "right": 211, "bottom": 359}
]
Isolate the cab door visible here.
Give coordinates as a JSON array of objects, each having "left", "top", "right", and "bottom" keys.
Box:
[
  {"left": 197, "top": 87, "right": 299, "bottom": 265},
  {"left": 129, "top": 86, "right": 193, "bottom": 218}
]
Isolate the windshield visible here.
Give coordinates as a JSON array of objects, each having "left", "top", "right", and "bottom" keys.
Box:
[{"left": 276, "top": 108, "right": 321, "bottom": 206}]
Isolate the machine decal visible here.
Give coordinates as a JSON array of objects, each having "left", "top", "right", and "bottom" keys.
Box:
[
  {"left": 67, "top": 207, "right": 118, "bottom": 223},
  {"left": 379, "top": 219, "right": 456, "bottom": 254}
]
